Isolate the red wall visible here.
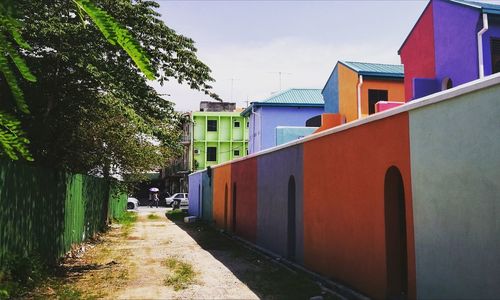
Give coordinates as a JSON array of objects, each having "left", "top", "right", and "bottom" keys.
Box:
[
  {"left": 231, "top": 158, "right": 257, "bottom": 242},
  {"left": 399, "top": 2, "right": 436, "bottom": 101},
  {"left": 303, "top": 113, "right": 416, "bottom": 299}
]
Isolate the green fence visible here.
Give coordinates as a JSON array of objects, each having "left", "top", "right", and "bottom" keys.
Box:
[{"left": 0, "top": 160, "right": 127, "bottom": 265}]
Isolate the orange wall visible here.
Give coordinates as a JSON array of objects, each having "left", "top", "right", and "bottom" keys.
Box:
[
  {"left": 361, "top": 79, "right": 405, "bottom": 115},
  {"left": 303, "top": 113, "right": 415, "bottom": 299},
  {"left": 338, "top": 64, "right": 359, "bottom": 122},
  {"left": 212, "top": 164, "right": 232, "bottom": 230}
]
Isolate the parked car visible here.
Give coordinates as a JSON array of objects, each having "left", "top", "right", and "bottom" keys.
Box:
[
  {"left": 165, "top": 193, "right": 188, "bottom": 207},
  {"left": 127, "top": 197, "right": 139, "bottom": 210}
]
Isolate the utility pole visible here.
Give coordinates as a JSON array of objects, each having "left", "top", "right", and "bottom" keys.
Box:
[{"left": 269, "top": 71, "right": 292, "bottom": 91}]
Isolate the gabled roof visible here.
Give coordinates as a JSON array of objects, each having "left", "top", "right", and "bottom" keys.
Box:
[
  {"left": 398, "top": 0, "right": 500, "bottom": 54},
  {"left": 339, "top": 61, "right": 405, "bottom": 78},
  {"left": 241, "top": 88, "right": 323, "bottom": 117}
]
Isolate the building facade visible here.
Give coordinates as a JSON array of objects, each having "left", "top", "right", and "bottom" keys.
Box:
[
  {"left": 191, "top": 111, "right": 249, "bottom": 171},
  {"left": 322, "top": 61, "right": 405, "bottom": 122},
  {"left": 241, "top": 89, "right": 324, "bottom": 154},
  {"left": 399, "top": 0, "right": 500, "bottom": 100}
]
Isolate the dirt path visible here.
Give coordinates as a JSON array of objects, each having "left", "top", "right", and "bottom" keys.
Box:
[
  {"left": 115, "top": 208, "right": 258, "bottom": 299},
  {"left": 37, "top": 207, "right": 335, "bottom": 299}
]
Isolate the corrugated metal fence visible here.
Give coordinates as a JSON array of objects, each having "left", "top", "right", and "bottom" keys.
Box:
[{"left": 0, "top": 159, "right": 127, "bottom": 264}]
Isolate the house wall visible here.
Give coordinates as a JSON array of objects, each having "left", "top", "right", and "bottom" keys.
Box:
[
  {"left": 338, "top": 63, "right": 359, "bottom": 122},
  {"left": 433, "top": 0, "right": 480, "bottom": 89},
  {"left": 399, "top": 2, "right": 436, "bottom": 100},
  {"left": 256, "top": 106, "right": 323, "bottom": 153},
  {"left": 231, "top": 158, "right": 257, "bottom": 242},
  {"left": 361, "top": 78, "right": 405, "bottom": 115},
  {"left": 188, "top": 172, "right": 202, "bottom": 217},
  {"left": 212, "top": 164, "right": 232, "bottom": 229},
  {"left": 409, "top": 81, "right": 500, "bottom": 299},
  {"left": 303, "top": 113, "right": 415, "bottom": 299},
  {"left": 322, "top": 66, "right": 340, "bottom": 113},
  {"left": 248, "top": 107, "right": 262, "bottom": 154},
  {"left": 276, "top": 127, "right": 317, "bottom": 146},
  {"left": 257, "top": 145, "right": 305, "bottom": 263}
]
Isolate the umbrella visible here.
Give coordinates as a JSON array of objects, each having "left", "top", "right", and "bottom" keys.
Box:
[{"left": 149, "top": 187, "right": 159, "bottom": 192}]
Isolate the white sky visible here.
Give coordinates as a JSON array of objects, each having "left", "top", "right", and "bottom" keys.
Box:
[{"left": 149, "top": 0, "right": 500, "bottom": 112}]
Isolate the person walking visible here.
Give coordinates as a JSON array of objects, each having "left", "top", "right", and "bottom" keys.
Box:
[{"left": 153, "top": 192, "right": 159, "bottom": 208}]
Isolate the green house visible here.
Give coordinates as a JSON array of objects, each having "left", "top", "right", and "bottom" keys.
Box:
[{"left": 191, "top": 111, "right": 249, "bottom": 170}]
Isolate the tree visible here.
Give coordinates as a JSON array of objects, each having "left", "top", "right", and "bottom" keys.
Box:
[{"left": 1, "top": 0, "right": 218, "bottom": 177}]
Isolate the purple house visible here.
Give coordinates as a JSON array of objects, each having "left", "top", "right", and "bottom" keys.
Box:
[
  {"left": 399, "top": 0, "right": 500, "bottom": 100},
  {"left": 241, "top": 89, "right": 324, "bottom": 154}
]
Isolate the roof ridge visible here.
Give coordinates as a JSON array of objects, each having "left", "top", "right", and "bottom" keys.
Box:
[{"left": 342, "top": 60, "right": 403, "bottom": 66}]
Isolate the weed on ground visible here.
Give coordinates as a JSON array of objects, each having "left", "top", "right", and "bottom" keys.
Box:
[
  {"left": 114, "top": 211, "right": 137, "bottom": 237},
  {"left": 147, "top": 213, "right": 160, "bottom": 220},
  {"left": 162, "top": 257, "right": 197, "bottom": 291}
]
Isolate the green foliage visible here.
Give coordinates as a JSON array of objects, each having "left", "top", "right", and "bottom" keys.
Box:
[
  {"left": 73, "top": 0, "right": 155, "bottom": 80},
  {"left": 0, "top": 111, "right": 32, "bottom": 160},
  {"left": 0, "top": 1, "right": 36, "bottom": 160},
  {"left": 4, "top": 0, "right": 217, "bottom": 176},
  {"left": 0, "top": 253, "right": 46, "bottom": 298}
]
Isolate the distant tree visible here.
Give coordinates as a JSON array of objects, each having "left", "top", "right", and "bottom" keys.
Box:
[{"left": 1, "top": 0, "right": 218, "bottom": 177}]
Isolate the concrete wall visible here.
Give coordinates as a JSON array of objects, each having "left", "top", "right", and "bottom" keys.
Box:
[
  {"left": 188, "top": 172, "right": 203, "bottom": 217},
  {"left": 256, "top": 106, "right": 323, "bottom": 153},
  {"left": 201, "top": 172, "right": 213, "bottom": 222},
  {"left": 303, "top": 113, "right": 415, "bottom": 299},
  {"left": 231, "top": 158, "right": 257, "bottom": 242},
  {"left": 399, "top": 2, "right": 436, "bottom": 100},
  {"left": 338, "top": 63, "right": 359, "bottom": 122},
  {"left": 409, "top": 81, "right": 500, "bottom": 299},
  {"left": 361, "top": 78, "right": 405, "bottom": 115},
  {"left": 433, "top": 0, "right": 480, "bottom": 89},
  {"left": 212, "top": 164, "right": 232, "bottom": 229},
  {"left": 323, "top": 66, "right": 340, "bottom": 113},
  {"left": 276, "top": 126, "right": 317, "bottom": 146},
  {"left": 257, "top": 145, "right": 305, "bottom": 263}
]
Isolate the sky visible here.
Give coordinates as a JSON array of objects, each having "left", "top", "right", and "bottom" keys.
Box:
[{"left": 149, "top": 0, "right": 492, "bottom": 111}]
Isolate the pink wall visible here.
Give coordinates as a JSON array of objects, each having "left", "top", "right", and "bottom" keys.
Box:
[{"left": 399, "top": 2, "right": 436, "bottom": 101}]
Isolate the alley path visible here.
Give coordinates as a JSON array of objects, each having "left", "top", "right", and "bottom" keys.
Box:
[
  {"left": 43, "top": 207, "right": 334, "bottom": 299},
  {"left": 115, "top": 207, "right": 259, "bottom": 299}
]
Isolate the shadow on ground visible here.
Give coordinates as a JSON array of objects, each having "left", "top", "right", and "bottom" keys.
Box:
[{"left": 166, "top": 210, "right": 338, "bottom": 300}]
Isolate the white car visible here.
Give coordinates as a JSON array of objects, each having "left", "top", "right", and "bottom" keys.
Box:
[
  {"left": 165, "top": 193, "right": 189, "bottom": 207},
  {"left": 127, "top": 197, "right": 139, "bottom": 210}
]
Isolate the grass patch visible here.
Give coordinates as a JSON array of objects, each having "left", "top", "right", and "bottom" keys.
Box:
[
  {"left": 165, "top": 209, "right": 187, "bottom": 222},
  {"left": 162, "top": 258, "right": 197, "bottom": 291},
  {"left": 114, "top": 211, "right": 137, "bottom": 237},
  {"left": 147, "top": 214, "right": 160, "bottom": 220}
]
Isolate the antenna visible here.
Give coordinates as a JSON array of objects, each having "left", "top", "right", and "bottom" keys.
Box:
[
  {"left": 228, "top": 78, "right": 239, "bottom": 102},
  {"left": 269, "top": 71, "right": 292, "bottom": 91}
]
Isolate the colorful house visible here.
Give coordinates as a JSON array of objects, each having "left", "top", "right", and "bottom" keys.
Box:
[
  {"left": 322, "top": 61, "right": 405, "bottom": 122},
  {"left": 399, "top": 0, "right": 500, "bottom": 100},
  {"left": 241, "top": 88, "right": 324, "bottom": 154},
  {"left": 190, "top": 74, "right": 500, "bottom": 300},
  {"left": 191, "top": 111, "right": 248, "bottom": 171}
]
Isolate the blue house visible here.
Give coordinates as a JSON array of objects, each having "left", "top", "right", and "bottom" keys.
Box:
[{"left": 241, "top": 88, "right": 324, "bottom": 154}]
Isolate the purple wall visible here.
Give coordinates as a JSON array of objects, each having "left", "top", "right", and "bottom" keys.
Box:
[
  {"left": 188, "top": 172, "right": 202, "bottom": 217},
  {"left": 433, "top": 0, "right": 481, "bottom": 89},
  {"left": 249, "top": 106, "right": 323, "bottom": 153},
  {"left": 482, "top": 21, "right": 500, "bottom": 76}
]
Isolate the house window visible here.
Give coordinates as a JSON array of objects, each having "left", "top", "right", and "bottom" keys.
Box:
[
  {"left": 234, "top": 121, "right": 240, "bottom": 128},
  {"left": 207, "top": 147, "right": 217, "bottom": 161},
  {"left": 491, "top": 38, "right": 500, "bottom": 74},
  {"left": 246, "top": 148, "right": 249, "bottom": 155},
  {"left": 368, "top": 89, "right": 388, "bottom": 114},
  {"left": 246, "top": 121, "right": 249, "bottom": 127},
  {"left": 207, "top": 120, "right": 217, "bottom": 132},
  {"left": 233, "top": 150, "right": 240, "bottom": 156}
]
